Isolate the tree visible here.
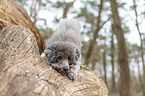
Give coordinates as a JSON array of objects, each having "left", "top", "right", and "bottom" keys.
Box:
[
  {"left": 0, "top": 0, "right": 45, "bottom": 54},
  {"left": 103, "top": 49, "right": 108, "bottom": 87},
  {"left": 111, "top": 25, "right": 116, "bottom": 92},
  {"left": 84, "top": 0, "right": 107, "bottom": 65},
  {"left": 110, "top": 0, "right": 131, "bottom": 96},
  {"left": 0, "top": 25, "right": 108, "bottom": 96},
  {"left": 130, "top": 44, "right": 144, "bottom": 95},
  {"left": 29, "top": 0, "right": 41, "bottom": 25},
  {"left": 63, "top": 1, "right": 75, "bottom": 18},
  {"left": 0, "top": 0, "right": 108, "bottom": 95},
  {"left": 132, "top": 0, "right": 145, "bottom": 95}
]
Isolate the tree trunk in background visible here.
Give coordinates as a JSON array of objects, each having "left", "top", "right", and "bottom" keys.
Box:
[
  {"left": 137, "top": 60, "right": 144, "bottom": 96},
  {"left": 91, "top": 44, "right": 97, "bottom": 70},
  {"left": 84, "top": 0, "right": 104, "bottom": 66},
  {"left": 30, "top": 0, "right": 39, "bottom": 25},
  {"left": 111, "top": 29, "right": 116, "bottom": 92},
  {"left": 63, "top": 1, "right": 75, "bottom": 18},
  {"left": 132, "top": 0, "right": 145, "bottom": 95},
  {"left": 110, "top": 0, "right": 131, "bottom": 96},
  {"left": 0, "top": 0, "right": 45, "bottom": 54},
  {"left": 0, "top": 25, "right": 108, "bottom": 96},
  {"left": 103, "top": 50, "right": 108, "bottom": 87}
]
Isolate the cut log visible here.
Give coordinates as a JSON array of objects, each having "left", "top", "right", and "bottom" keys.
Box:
[
  {"left": 0, "top": 25, "right": 108, "bottom": 96},
  {"left": 0, "top": 0, "right": 45, "bottom": 54}
]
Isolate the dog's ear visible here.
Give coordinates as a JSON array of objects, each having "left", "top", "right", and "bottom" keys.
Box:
[
  {"left": 44, "top": 48, "right": 52, "bottom": 57},
  {"left": 44, "top": 48, "right": 56, "bottom": 63}
]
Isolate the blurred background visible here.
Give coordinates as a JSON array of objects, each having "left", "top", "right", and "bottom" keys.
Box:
[{"left": 16, "top": 0, "right": 145, "bottom": 96}]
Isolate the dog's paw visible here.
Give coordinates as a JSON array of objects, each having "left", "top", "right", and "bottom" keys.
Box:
[
  {"left": 68, "top": 72, "right": 76, "bottom": 80},
  {"left": 51, "top": 63, "right": 60, "bottom": 69}
]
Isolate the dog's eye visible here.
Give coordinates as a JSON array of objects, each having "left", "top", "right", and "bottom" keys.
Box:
[
  {"left": 57, "top": 56, "right": 62, "bottom": 60},
  {"left": 68, "top": 56, "right": 71, "bottom": 60},
  {"left": 75, "top": 56, "right": 78, "bottom": 61}
]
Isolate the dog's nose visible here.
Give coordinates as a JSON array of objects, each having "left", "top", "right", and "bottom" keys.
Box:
[{"left": 63, "top": 66, "right": 69, "bottom": 71}]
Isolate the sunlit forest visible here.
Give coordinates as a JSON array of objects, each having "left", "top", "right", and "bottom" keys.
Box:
[{"left": 0, "top": 0, "right": 145, "bottom": 96}]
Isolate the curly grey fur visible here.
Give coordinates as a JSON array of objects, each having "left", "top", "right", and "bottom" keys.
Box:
[{"left": 43, "top": 18, "right": 81, "bottom": 80}]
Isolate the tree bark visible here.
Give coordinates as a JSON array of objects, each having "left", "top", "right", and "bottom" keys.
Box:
[
  {"left": 110, "top": 0, "right": 131, "bottom": 96},
  {"left": 0, "top": 25, "right": 108, "bottom": 96},
  {"left": 103, "top": 51, "right": 108, "bottom": 87},
  {"left": 111, "top": 27, "right": 116, "bottom": 92},
  {"left": 0, "top": 0, "right": 45, "bottom": 54},
  {"left": 137, "top": 60, "right": 144, "bottom": 96}
]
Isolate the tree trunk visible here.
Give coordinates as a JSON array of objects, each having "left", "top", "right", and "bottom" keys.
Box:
[
  {"left": 111, "top": 25, "right": 116, "bottom": 92},
  {"left": 84, "top": 0, "right": 104, "bottom": 66},
  {"left": 63, "top": 1, "right": 75, "bottom": 18},
  {"left": 103, "top": 50, "right": 108, "bottom": 87},
  {"left": 0, "top": 21, "right": 108, "bottom": 96},
  {"left": 137, "top": 60, "right": 144, "bottom": 96},
  {"left": 0, "top": 0, "right": 45, "bottom": 54},
  {"left": 110, "top": 0, "right": 131, "bottom": 96},
  {"left": 132, "top": 0, "right": 145, "bottom": 95}
]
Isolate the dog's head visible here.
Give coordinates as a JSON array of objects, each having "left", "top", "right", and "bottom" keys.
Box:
[{"left": 44, "top": 41, "right": 80, "bottom": 72}]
